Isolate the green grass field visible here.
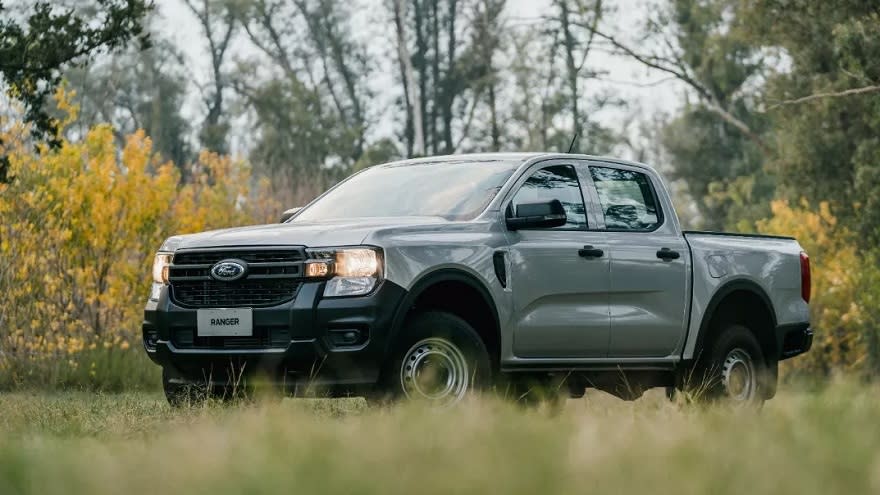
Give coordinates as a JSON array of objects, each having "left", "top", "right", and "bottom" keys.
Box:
[{"left": 0, "top": 381, "right": 877, "bottom": 495}]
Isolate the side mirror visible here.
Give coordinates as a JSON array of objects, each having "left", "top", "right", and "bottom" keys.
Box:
[
  {"left": 280, "top": 207, "right": 302, "bottom": 223},
  {"left": 506, "top": 199, "right": 567, "bottom": 230}
]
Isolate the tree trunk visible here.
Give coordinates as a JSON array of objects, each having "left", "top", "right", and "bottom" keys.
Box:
[
  {"left": 442, "top": 0, "right": 458, "bottom": 153},
  {"left": 413, "top": 0, "right": 430, "bottom": 154},
  {"left": 393, "top": 0, "right": 425, "bottom": 156},
  {"left": 558, "top": 0, "right": 580, "bottom": 138},
  {"left": 431, "top": 0, "right": 441, "bottom": 154}
]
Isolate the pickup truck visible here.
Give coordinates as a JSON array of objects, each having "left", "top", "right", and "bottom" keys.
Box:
[{"left": 143, "top": 153, "right": 813, "bottom": 406}]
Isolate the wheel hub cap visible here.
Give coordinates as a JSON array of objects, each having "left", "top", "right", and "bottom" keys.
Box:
[
  {"left": 400, "top": 337, "right": 469, "bottom": 405},
  {"left": 722, "top": 348, "right": 756, "bottom": 401}
]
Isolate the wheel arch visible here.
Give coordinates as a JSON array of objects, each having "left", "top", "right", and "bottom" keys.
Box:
[
  {"left": 385, "top": 268, "right": 501, "bottom": 367},
  {"left": 693, "top": 279, "right": 779, "bottom": 364}
]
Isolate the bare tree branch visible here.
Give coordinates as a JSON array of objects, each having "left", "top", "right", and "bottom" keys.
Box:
[
  {"left": 766, "top": 84, "right": 880, "bottom": 110},
  {"left": 579, "top": 23, "right": 771, "bottom": 154}
]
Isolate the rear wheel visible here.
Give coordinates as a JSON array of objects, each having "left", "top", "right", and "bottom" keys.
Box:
[
  {"left": 689, "top": 324, "right": 768, "bottom": 405},
  {"left": 373, "top": 311, "right": 491, "bottom": 407}
]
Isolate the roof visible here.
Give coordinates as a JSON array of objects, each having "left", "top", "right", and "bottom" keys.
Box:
[{"left": 378, "top": 152, "right": 657, "bottom": 172}]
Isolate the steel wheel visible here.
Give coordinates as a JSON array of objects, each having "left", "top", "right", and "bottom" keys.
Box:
[
  {"left": 399, "top": 337, "right": 470, "bottom": 405},
  {"left": 721, "top": 348, "right": 757, "bottom": 401}
]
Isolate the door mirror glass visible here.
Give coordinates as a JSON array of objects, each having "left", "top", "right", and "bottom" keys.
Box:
[
  {"left": 280, "top": 207, "right": 302, "bottom": 223},
  {"left": 506, "top": 199, "right": 567, "bottom": 230}
]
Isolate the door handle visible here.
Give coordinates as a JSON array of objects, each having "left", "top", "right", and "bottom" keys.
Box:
[
  {"left": 656, "top": 248, "right": 681, "bottom": 260},
  {"left": 578, "top": 245, "right": 604, "bottom": 258}
]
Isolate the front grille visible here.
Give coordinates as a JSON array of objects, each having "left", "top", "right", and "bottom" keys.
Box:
[
  {"left": 169, "top": 247, "right": 305, "bottom": 308},
  {"left": 172, "top": 326, "right": 291, "bottom": 349},
  {"left": 171, "top": 279, "right": 302, "bottom": 307}
]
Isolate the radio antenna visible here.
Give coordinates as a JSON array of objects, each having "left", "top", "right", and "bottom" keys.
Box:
[{"left": 567, "top": 131, "right": 580, "bottom": 153}]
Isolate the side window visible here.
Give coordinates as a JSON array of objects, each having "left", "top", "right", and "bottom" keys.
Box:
[
  {"left": 511, "top": 165, "right": 587, "bottom": 229},
  {"left": 590, "top": 166, "right": 661, "bottom": 231}
]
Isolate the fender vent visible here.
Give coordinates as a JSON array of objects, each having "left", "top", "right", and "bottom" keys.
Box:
[{"left": 493, "top": 251, "right": 507, "bottom": 288}]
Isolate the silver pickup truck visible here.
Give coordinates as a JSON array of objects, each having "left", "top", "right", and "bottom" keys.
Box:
[{"left": 143, "top": 153, "right": 812, "bottom": 406}]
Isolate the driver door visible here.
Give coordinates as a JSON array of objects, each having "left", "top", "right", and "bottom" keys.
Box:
[{"left": 504, "top": 162, "right": 611, "bottom": 358}]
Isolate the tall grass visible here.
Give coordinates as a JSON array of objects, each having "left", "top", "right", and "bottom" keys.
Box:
[
  {"left": 0, "top": 380, "right": 877, "bottom": 495},
  {"left": 0, "top": 347, "right": 159, "bottom": 392}
]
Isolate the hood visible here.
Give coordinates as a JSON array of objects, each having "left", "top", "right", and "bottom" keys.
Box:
[{"left": 161, "top": 216, "right": 450, "bottom": 251}]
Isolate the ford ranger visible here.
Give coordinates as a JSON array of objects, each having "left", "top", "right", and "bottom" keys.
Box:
[{"left": 143, "top": 153, "right": 813, "bottom": 406}]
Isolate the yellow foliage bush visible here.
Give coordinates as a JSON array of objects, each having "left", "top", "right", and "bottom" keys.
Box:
[
  {"left": 756, "top": 200, "right": 880, "bottom": 376},
  {"left": 0, "top": 120, "right": 279, "bottom": 387}
]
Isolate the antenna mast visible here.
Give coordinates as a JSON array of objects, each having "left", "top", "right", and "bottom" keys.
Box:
[{"left": 567, "top": 132, "right": 580, "bottom": 153}]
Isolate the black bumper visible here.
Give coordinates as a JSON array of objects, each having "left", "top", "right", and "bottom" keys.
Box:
[
  {"left": 142, "top": 280, "right": 407, "bottom": 392},
  {"left": 776, "top": 322, "right": 813, "bottom": 360}
]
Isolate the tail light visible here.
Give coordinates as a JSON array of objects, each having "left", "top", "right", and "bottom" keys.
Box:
[{"left": 800, "top": 251, "right": 811, "bottom": 303}]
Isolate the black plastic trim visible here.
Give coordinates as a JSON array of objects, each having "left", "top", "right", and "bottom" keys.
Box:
[
  {"left": 385, "top": 269, "right": 500, "bottom": 360},
  {"left": 143, "top": 279, "right": 408, "bottom": 391},
  {"left": 691, "top": 279, "right": 778, "bottom": 361},
  {"left": 777, "top": 323, "right": 813, "bottom": 360},
  {"left": 684, "top": 230, "right": 796, "bottom": 241}
]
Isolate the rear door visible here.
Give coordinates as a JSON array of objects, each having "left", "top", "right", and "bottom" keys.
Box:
[
  {"left": 504, "top": 161, "right": 611, "bottom": 358},
  {"left": 583, "top": 163, "right": 690, "bottom": 358}
]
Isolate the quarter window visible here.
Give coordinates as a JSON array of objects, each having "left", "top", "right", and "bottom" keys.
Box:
[
  {"left": 511, "top": 165, "right": 587, "bottom": 229},
  {"left": 590, "top": 166, "right": 661, "bottom": 230}
]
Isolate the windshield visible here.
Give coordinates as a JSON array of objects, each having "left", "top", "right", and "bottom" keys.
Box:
[{"left": 293, "top": 159, "right": 522, "bottom": 222}]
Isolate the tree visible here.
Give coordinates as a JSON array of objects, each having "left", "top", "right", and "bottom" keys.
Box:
[
  {"left": 64, "top": 33, "right": 193, "bottom": 167},
  {"left": 506, "top": 26, "right": 567, "bottom": 151},
  {"left": 582, "top": 0, "right": 770, "bottom": 229},
  {"left": 183, "top": 0, "right": 237, "bottom": 153},
  {"left": 463, "top": 0, "right": 505, "bottom": 151},
  {"left": 0, "top": 0, "right": 151, "bottom": 182},
  {"left": 389, "top": 0, "right": 517, "bottom": 156},
  {"left": 236, "top": 0, "right": 371, "bottom": 178},
  {"left": 392, "top": 0, "right": 424, "bottom": 156},
  {"left": 521, "top": 0, "right": 617, "bottom": 154},
  {"left": 582, "top": 0, "right": 769, "bottom": 154},
  {"left": 741, "top": 0, "right": 880, "bottom": 245}
]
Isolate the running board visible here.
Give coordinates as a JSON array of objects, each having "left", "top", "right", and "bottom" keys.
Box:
[{"left": 501, "top": 361, "right": 677, "bottom": 373}]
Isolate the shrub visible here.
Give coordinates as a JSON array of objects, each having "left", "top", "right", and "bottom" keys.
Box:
[
  {"left": 0, "top": 117, "right": 279, "bottom": 390},
  {"left": 756, "top": 200, "right": 880, "bottom": 377}
]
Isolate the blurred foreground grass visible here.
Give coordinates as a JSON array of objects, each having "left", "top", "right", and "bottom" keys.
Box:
[{"left": 0, "top": 381, "right": 878, "bottom": 495}]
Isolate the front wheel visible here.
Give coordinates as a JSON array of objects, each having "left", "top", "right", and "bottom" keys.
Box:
[
  {"left": 374, "top": 311, "right": 491, "bottom": 407},
  {"left": 162, "top": 369, "right": 208, "bottom": 407}
]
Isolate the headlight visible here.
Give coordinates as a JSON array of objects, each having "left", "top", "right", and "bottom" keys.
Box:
[
  {"left": 152, "top": 252, "right": 173, "bottom": 284},
  {"left": 305, "top": 247, "right": 383, "bottom": 297}
]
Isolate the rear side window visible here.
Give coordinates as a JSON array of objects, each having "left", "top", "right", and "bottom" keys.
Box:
[
  {"left": 511, "top": 165, "right": 587, "bottom": 230},
  {"left": 590, "top": 166, "right": 661, "bottom": 231}
]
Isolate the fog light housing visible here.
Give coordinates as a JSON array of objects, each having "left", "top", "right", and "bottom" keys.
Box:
[
  {"left": 329, "top": 328, "right": 366, "bottom": 347},
  {"left": 142, "top": 325, "right": 159, "bottom": 351}
]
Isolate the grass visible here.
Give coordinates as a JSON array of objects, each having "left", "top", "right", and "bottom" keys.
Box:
[
  {"left": 0, "top": 347, "right": 160, "bottom": 392},
  {"left": 0, "top": 380, "right": 878, "bottom": 495}
]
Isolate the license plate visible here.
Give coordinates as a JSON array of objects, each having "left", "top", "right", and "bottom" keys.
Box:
[{"left": 197, "top": 308, "right": 253, "bottom": 337}]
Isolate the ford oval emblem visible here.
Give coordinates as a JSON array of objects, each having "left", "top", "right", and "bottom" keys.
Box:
[{"left": 210, "top": 259, "right": 247, "bottom": 281}]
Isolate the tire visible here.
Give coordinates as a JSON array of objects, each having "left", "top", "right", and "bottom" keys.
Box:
[
  {"left": 689, "top": 324, "right": 768, "bottom": 405},
  {"left": 374, "top": 311, "right": 491, "bottom": 406},
  {"left": 162, "top": 368, "right": 208, "bottom": 407}
]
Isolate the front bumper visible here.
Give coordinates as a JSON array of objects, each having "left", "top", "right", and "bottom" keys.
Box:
[
  {"left": 142, "top": 280, "right": 406, "bottom": 393},
  {"left": 776, "top": 323, "right": 813, "bottom": 360}
]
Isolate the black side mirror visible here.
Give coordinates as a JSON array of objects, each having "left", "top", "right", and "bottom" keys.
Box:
[
  {"left": 280, "top": 207, "right": 302, "bottom": 223},
  {"left": 506, "top": 199, "right": 567, "bottom": 230}
]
